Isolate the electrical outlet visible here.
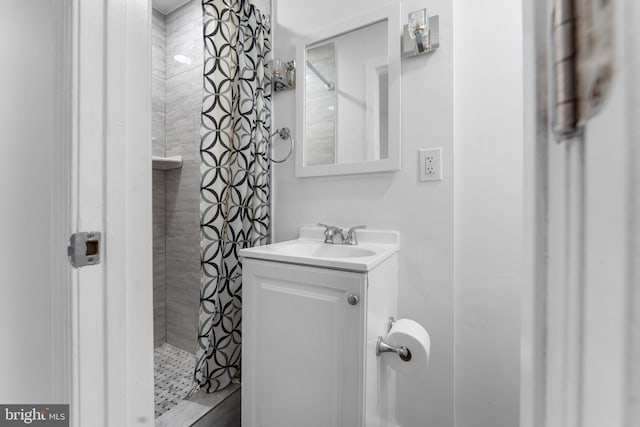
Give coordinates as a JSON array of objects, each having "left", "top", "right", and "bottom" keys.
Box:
[{"left": 418, "top": 148, "right": 442, "bottom": 181}]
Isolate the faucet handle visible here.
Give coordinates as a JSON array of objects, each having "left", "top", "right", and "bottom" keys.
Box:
[
  {"left": 317, "top": 223, "right": 334, "bottom": 235},
  {"left": 345, "top": 225, "right": 366, "bottom": 245},
  {"left": 318, "top": 223, "right": 343, "bottom": 243}
]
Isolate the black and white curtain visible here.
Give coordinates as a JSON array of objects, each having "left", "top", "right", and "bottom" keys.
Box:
[{"left": 195, "top": 0, "right": 271, "bottom": 392}]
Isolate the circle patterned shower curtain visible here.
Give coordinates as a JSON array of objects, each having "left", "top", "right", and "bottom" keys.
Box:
[{"left": 195, "top": 0, "right": 271, "bottom": 392}]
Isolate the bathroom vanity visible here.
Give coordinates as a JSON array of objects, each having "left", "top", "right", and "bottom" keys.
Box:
[{"left": 240, "top": 227, "right": 399, "bottom": 427}]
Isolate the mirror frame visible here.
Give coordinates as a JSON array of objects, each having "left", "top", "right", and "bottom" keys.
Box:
[{"left": 295, "top": 4, "right": 402, "bottom": 177}]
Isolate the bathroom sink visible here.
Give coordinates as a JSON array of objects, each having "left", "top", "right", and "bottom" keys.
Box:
[
  {"left": 268, "top": 242, "right": 376, "bottom": 258},
  {"left": 239, "top": 227, "right": 399, "bottom": 272}
]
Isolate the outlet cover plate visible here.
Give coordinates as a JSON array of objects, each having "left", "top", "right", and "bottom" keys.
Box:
[{"left": 419, "top": 147, "right": 442, "bottom": 181}]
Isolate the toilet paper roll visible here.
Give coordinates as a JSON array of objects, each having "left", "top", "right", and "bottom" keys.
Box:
[{"left": 385, "top": 318, "right": 431, "bottom": 376}]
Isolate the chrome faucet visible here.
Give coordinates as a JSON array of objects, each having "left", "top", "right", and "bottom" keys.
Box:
[
  {"left": 318, "top": 223, "right": 345, "bottom": 244},
  {"left": 345, "top": 225, "right": 366, "bottom": 245},
  {"left": 318, "top": 223, "right": 366, "bottom": 245}
]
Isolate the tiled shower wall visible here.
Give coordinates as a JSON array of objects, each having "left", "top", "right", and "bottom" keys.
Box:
[
  {"left": 164, "top": 0, "right": 204, "bottom": 353},
  {"left": 152, "top": 8, "right": 167, "bottom": 348},
  {"left": 153, "top": 0, "right": 204, "bottom": 353},
  {"left": 153, "top": 0, "right": 272, "bottom": 353}
]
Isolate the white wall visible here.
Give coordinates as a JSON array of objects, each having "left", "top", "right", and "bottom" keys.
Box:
[
  {"left": 453, "top": 0, "right": 523, "bottom": 426},
  {"left": 0, "top": 0, "right": 68, "bottom": 403},
  {"left": 273, "top": 0, "right": 454, "bottom": 425},
  {"left": 274, "top": 0, "right": 523, "bottom": 425}
]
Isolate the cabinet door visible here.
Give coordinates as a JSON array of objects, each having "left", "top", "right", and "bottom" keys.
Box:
[{"left": 242, "top": 259, "right": 366, "bottom": 427}]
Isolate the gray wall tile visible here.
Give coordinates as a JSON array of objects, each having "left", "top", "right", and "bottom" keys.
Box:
[
  {"left": 165, "top": 163, "right": 201, "bottom": 353},
  {"left": 165, "top": 163, "right": 200, "bottom": 214},
  {"left": 152, "top": 0, "right": 204, "bottom": 352},
  {"left": 165, "top": 4, "right": 203, "bottom": 79},
  {"left": 166, "top": 109, "right": 201, "bottom": 165},
  {"left": 152, "top": 170, "right": 167, "bottom": 347},
  {"left": 152, "top": 9, "right": 167, "bottom": 156},
  {"left": 163, "top": 0, "right": 205, "bottom": 353},
  {"left": 153, "top": 9, "right": 168, "bottom": 348}
]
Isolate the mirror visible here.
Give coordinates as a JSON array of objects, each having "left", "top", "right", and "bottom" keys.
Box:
[{"left": 295, "top": 5, "right": 401, "bottom": 177}]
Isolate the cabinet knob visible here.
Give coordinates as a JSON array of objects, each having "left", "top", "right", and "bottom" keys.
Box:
[{"left": 347, "top": 294, "right": 360, "bottom": 305}]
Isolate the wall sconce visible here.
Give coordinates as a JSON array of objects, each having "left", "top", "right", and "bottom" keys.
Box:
[
  {"left": 403, "top": 9, "right": 439, "bottom": 57},
  {"left": 271, "top": 59, "right": 296, "bottom": 92}
]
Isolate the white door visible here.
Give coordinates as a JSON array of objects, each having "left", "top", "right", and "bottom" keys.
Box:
[
  {"left": 242, "top": 259, "right": 366, "bottom": 427},
  {"left": 70, "top": 0, "right": 155, "bottom": 425},
  {"left": 2, "top": 1, "right": 155, "bottom": 426},
  {"left": 522, "top": 0, "right": 640, "bottom": 426}
]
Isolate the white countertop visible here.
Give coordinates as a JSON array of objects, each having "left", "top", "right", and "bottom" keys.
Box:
[{"left": 239, "top": 227, "right": 399, "bottom": 272}]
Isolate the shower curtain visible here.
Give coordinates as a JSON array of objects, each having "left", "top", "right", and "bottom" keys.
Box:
[{"left": 195, "top": 0, "right": 271, "bottom": 392}]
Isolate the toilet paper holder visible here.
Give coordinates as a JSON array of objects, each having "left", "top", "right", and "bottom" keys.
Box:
[{"left": 376, "top": 317, "right": 412, "bottom": 362}]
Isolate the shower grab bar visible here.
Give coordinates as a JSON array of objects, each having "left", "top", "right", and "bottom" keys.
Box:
[
  {"left": 269, "top": 127, "right": 294, "bottom": 164},
  {"left": 306, "top": 60, "right": 335, "bottom": 91}
]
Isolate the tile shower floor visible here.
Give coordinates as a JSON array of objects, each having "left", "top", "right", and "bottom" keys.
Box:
[{"left": 154, "top": 343, "right": 196, "bottom": 418}]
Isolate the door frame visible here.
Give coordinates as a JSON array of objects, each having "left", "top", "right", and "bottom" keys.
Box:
[
  {"left": 521, "top": 0, "right": 640, "bottom": 426},
  {"left": 520, "top": 0, "right": 549, "bottom": 424},
  {"left": 625, "top": 0, "right": 640, "bottom": 420},
  {"left": 68, "top": 0, "right": 154, "bottom": 425}
]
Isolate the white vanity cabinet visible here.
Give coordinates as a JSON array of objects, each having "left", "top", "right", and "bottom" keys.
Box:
[
  {"left": 242, "top": 260, "right": 366, "bottom": 426},
  {"left": 240, "top": 228, "right": 399, "bottom": 427}
]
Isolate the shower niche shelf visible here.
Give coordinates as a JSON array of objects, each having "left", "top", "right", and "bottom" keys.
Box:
[{"left": 152, "top": 155, "right": 183, "bottom": 171}]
